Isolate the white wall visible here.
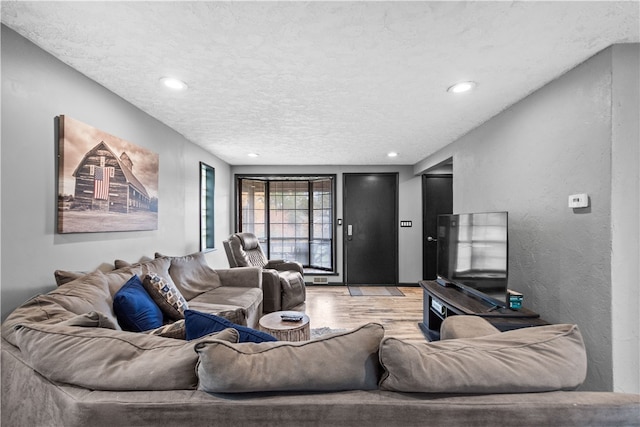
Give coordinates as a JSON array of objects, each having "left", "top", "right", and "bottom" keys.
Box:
[
  {"left": 415, "top": 45, "right": 639, "bottom": 393},
  {"left": 1, "top": 26, "right": 232, "bottom": 319},
  {"left": 230, "top": 165, "right": 424, "bottom": 285}
]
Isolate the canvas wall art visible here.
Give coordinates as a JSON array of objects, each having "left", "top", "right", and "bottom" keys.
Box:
[{"left": 57, "top": 115, "right": 159, "bottom": 233}]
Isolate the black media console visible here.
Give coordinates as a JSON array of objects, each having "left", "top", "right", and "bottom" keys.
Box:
[{"left": 418, "top": 280, "right": 549, "bottom": 341}]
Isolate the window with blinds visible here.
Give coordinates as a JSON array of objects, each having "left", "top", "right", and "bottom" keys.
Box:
[
  {"left": 200, "top": 162, "right": 215, "bottom": 251},
  {"left": 238, "top": 175, "right": 335, "bottom": 271}
]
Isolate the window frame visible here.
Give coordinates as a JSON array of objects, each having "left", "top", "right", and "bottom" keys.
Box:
[
  {"left": 235, "top": 174, "right": 336, "bottom": 272},
  {"left": 199, "top": 162, "right": 215, "bottom": 252}
]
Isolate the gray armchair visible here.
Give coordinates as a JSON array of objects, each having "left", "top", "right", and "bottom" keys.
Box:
[{"left": 223, "top": 233, "right": 306, "bottom": 313}]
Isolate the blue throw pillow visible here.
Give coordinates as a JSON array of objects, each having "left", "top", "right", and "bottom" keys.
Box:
[
  {"left": 184, "top": 310, "right": 277, "bottom": 343},
  {"left": 113, "top": 275, "right": 164, "bottom": 332}
]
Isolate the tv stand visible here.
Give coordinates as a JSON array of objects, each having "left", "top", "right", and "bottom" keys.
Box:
[{"left": 418, "top": 280, "right": 549, "bottom": 341}]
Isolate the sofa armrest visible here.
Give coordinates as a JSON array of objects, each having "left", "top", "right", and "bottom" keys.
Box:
[
  {"left": 266, "top": 260, "right": 304, "bottom": 274},
  {"left": 216, "top": 267, "right": 262, "bottom": 289},
  {"left": 261, "top": 269, "right": 282, "bottom": 313},
  {"left": 440, "top": 315, "right": 500, "bottom": 340}
]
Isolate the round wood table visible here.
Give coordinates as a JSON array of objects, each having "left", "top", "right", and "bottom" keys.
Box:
[{"left": 259, "top": 311, "right": 310, "bottom": 341}]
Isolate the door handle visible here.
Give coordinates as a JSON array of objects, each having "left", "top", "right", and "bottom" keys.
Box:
[{"left": 427, "top": 236, "right": 437, "bottom": 242}]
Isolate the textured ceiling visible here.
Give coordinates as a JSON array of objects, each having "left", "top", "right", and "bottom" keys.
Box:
[{"left": 2, "top": 1, "right": 639, "bottom": 166}]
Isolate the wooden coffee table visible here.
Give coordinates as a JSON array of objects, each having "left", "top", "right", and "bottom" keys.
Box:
[{"left": 259, "top": 311, "right": 310, "bottom": 341}]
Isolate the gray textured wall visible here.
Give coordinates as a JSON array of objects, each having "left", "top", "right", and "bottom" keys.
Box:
[
  {"left": 454, "top": 48, "right": 614, "bottom": 391},
  {"left": 610, "top": 44, "right": 640, "bottom": 394},
  {"left": 1, "top": 26, "right": 232, "bottom": 320},
  {"left": 415, "top": 46, "right": 639, "bottom": 392}
]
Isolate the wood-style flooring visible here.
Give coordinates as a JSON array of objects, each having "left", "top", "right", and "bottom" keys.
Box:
[{"left": 303, "top": 285, "right": 426, "bottom": 342}]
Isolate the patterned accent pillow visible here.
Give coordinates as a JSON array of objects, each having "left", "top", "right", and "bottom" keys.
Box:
[
  {"left": 143, "top": 272, "right": 189, "bottom": 320},
  {"left": 145, "top": 320, "right": 186, "bottom": 340}
]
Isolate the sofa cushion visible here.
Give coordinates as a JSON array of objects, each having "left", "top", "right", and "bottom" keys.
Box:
[
  {"left": 190, "top": 285, "right": 263, "bottom": 329},
  {"left": 155, "top": 252, "right": 222, "bottom": 300},
  {"left": 101, "top": 265, "right": 144, "bottom": 296},
  {"left": 379, "top": 324, "right": 587, "bottom": 393},
  {"left": 195, "top": 322, "right": 384, "bottom": 393},
  {"left": 113, "top": 275, "right": 164, "bottom": 332},
  {"left": 13, "top": 322, "right": 239, "bottom": 391},
  {"left": 184, "top": 310, "right": 276, "bottom": 343},
  {"left": 439, "top": 315, "right": 501, "bottom": 340},
  {"left": 1, "top": 294, "right": 77, "bottom": 346},
  {"left": 143, "top": 272, "right": 188, "bottom": 320},
  {"left": 45, "top": 269, "right": 121, "bottom": 330}
]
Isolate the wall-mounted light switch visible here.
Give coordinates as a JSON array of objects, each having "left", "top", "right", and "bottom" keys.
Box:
[{"left": 568, "top": 193, "right": 589, "bottom": 208}]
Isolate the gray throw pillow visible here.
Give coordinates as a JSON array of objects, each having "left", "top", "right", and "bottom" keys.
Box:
[
  {"left": 156, "top": 252, "right": 222, "bottom": 300},
  {"left": 114, "top": 256, "right": 153, "bottom": 270},
  {"left": 54, "top": 269, "right": 88, "bottom": 286},
  {"left": 102, "top": 265, "right": 144, "bottom": 295},
  {"left": 379, "top": 323, "right": 587, "bottom": 393},
  {"left": 195, "top": 323, "right": 384, "bottom": 393},
  {"left": 47, "top": 269, "right": 121, "bottom": 330}
]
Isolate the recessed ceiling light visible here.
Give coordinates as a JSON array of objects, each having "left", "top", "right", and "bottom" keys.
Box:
[
  {"left": 447, "top": 81, "right": 477, "bottom": 93},
  {"left": 388, "top": 152, "right": 399, "bottom": 158},
  {"left": 160, "top": 77, "right": 188, "bottom": 90},
  {"left": 248, "top": 153, "right": 259, "bottom": 158}
]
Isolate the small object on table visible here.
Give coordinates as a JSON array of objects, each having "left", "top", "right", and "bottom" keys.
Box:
[
  {"left": 280, "top": 313, "right": 303, "bottom": 322},
  {"left": 259, "top": 311, "right": 310, "bottom": 341}
]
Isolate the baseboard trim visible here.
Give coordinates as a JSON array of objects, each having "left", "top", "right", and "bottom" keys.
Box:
[{"left": 306, "top": 282, "right": 420, "bottom": 287}]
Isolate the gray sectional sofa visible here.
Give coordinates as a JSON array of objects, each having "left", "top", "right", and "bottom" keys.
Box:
[{"left": 2, "top": 252, "right": 639, "bottom": 426}]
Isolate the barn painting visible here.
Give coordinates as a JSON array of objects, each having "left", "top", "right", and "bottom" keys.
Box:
[{"left": 57, "top": 115, "right": 159, "bottom": 233}]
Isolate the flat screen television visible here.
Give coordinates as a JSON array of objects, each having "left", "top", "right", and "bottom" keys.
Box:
[{"left": 436, "top": 211, "right": 509, "bottom": 308}]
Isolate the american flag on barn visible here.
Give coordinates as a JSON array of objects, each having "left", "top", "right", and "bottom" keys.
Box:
[
  {"left": 93, "top": 165, "right": 114, "bottom": 200},
  {"left": 71, "top": 141, "right": 151, "bottom": 213}
]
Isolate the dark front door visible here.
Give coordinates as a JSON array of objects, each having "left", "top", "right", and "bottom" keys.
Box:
[
  {"left": 422, "top": 174, "right": 453, "bottom": 279},
  {"left": 343, "top": 173, "right": 398, "bottom": 285}
]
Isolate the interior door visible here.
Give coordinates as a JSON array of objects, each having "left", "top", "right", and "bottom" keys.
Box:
[
  {"left": 422, "top": 174, "right": 453, "bottom": 279},
  {"left": 343, "top": 173, "right": 398, "bottom": 285}
]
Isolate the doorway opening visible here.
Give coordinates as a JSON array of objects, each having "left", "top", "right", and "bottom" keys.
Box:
[{"left": 422, "top": 162, "right": 453, "bottom": 280}]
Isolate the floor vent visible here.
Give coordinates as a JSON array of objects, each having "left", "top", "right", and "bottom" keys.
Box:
[{"left": 312, "top": 277, "right": 329, "bottom": 284}]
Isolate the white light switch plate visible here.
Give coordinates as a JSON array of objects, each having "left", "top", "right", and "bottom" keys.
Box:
[{"left": 568, "top": 193, "right": 589, "bottom": 208}]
